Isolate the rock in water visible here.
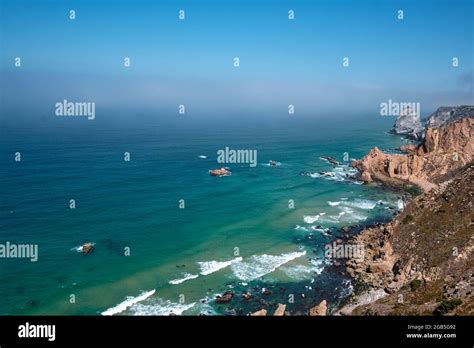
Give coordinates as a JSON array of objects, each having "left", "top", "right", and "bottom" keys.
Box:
[
  {"left": 392, "top": 113, "right": 423, "bottom": 140},
  {"left": 81, "top": 242, "right": 94, "bottom": 254},
  {"left": 215, "top": 291, "right": 234, "bottom": 304},
  {"left": 309, "top": 300, "right": 327, "bottom": 316},
  {"left": 250, "top": 309, "right": 267, "bottom": 316},
  {"left": 321, "top": 156, "right": 339, "bottom": 165},
  {"left": 273, "top": 304, "right": 286, "bottom": 316},
  {"left": 242, "top": 292, "right": 252, "bottom": 301}
]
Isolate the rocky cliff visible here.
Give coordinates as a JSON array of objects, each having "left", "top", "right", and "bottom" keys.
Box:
[
  {"left": 353, "top": 115, "right": 473, "bottom": 192},
  {"left": 338, "top": 106, "right": 474, "bottom": 316},
  {"left": 392, "top": 113, "right": 424, "bottom": 140},
  {"left": 391, "top": 105, "right": 474, "bottom": 140},
  {"left": 341, "top": 163, "right": 473, "bottom": 315},
  {"left": 426, "top": 105, "right": 474, "bottom": 129}
]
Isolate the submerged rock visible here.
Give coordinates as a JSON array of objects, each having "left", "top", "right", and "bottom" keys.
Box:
[{"left": 321, "top": 156, "right": 339, "bottom": 165}]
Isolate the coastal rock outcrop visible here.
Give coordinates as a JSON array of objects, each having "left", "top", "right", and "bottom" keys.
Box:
[
  {"left": 343, "top": 163, "right": 474, "bottom": 315},
  {"left": 309, "top": 300, "right": 327, "bottom": 316},
  {"left": 273, "top": 303, "right": 286, "bottom": 316},
  {"left": 250, "top": 309, "right": 267, "bottom": 316},
  {"left": 399, "top": 144, "right": 417, "bottom": 153},
  {"left": 392, "top": 113, "right": 424, "bottom": 140},
  {"left": 353, "top": 114, "right": 473, "bottom": 192},
  {"left": 341, "top": 106, "right": 474, "bottom": 315},
  {"left": 215, "top": 291, "right": 234, "bottom": 304},
  {"left": 425, "top": 105, "right": 474, "bottom": 129},
  {"left": 391, "top": 105, "right": 474, "bottom": 140}
]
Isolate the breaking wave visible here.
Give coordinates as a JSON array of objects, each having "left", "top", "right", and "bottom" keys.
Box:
[
  {"left": 231, "top": 251, "right": 307, "bottom": 281},
  {"left": 169, "top": 273, "right": 199, "bottom": 285},
  {"left": 101, "top": 289, "right": 156, "bottom": 316},
  {"left": 198, "top": 257, "right": 243, "bottom": 275}
]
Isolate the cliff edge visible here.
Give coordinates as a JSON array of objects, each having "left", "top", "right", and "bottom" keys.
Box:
[
  {"left": 341, "top": 163, "right": 473, "bottom": 315},
  {"left": 338, "top": 107, "right": 474, "bottom": 316},
  {"left": 352, "top": 115, "right": 473, "bottom": 192}
]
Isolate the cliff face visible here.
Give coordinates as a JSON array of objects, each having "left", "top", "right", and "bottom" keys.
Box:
[
  {"left": 391, "top": 105, "right": 474, "bottom": 140},
  {"left": 392, "top": 114, "right": 424, "bottom": 140},
  {"left": 342, "top": 163, "right": 474, "bottom": 315},
  {"left": 426, "top": 105, "right": 474, "bottom": 129},
  {"left": 353, "top": 116, "right": 473, "bottom": 191},
  {"left": 339, "top": 106, "right": 474, "bottom": 316}
]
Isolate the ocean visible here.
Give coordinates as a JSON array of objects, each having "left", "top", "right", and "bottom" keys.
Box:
[{"left": 0, "top": 113, "right": 409, "bottom": 315}]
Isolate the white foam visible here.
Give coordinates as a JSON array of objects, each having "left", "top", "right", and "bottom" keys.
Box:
[
  {"left": 310, "top": 227, "right": 331, "bottom": 237},
  {"left": 101, "top": 289, "right": 156, "bottom": 316},
  {"left": 318, "top": 215, "right": 340, "bottom": 224},
  {"left": 129, "top": 298, "right": 195, "bottom": 316},
  {"left": 281, "top": 258, "right": 325, "bottom": 281},
  {"left": 169, "top": 273, "right": 199, "bottom": 285},
  {"left": 328, "top": 201, "right": 341, "bottom": 206},
  {"left": 343, "top": 199, "right": 377, "bottom": 210},
  {"left": 338, "top": 206, "right": 367, "bottom": 222},
  {"left": 198, "top": 155, "right": 207, "bottom": 159},
  {"left": 397, "top": 199, "right": 404, "bottom": 211},
  {"left": 197, "top": 256, "right": 243, "bottom": 276},
  {"left": 194, "top": 296, "right": 218, "bottom": 315},
  {"left": 304, "top": 215, "right": 319, "bottom": 223},
  {"left": 307, "top": 165, "right": 359, "bottom": 183},
  {"left": 71, "top": 242, "right": 95, "bottom": 253},
  {"left": 231, "top": 251, "right": 306, "bottom": 281}
]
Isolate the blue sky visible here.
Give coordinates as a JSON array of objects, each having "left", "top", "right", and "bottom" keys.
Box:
[{"left": 1, "top": 0, "right": 472, "bottom": 118}]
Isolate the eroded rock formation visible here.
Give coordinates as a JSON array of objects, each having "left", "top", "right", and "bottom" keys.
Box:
[{"left": 353, "top": 115, "right": 473, "bottom": 192}]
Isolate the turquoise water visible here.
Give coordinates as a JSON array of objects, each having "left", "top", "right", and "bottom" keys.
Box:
[{"left": 0, "top": 114, "right": 407, "bottom": 315}]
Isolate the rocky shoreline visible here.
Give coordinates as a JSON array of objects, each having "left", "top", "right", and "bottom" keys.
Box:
[
  {"left": 335, "top": 106, "right": 473, "bottom": 316},
  {"left": 209, "top": 106, "right": 473, "bottom": 316}
]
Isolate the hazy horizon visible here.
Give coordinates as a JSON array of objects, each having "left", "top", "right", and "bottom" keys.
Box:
[{"left": 1, "top": 0, "right": 473, "bottom": 123}]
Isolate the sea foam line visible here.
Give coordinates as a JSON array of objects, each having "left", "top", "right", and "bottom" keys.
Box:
[
  {"left": 169, "top": 273, "right": 199, "bottom": 285},
  {"left": 231, "top": 251, "right": 307, "bottom": 281},
  {"left": 101, "top": 289, "right": 156, "bottom": 316},
  {"left": 198, "top": 256, "right": 243, "bottom": 276},
  {"left": 129, "top": 299, "right": 196, "bottom": 316}
]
